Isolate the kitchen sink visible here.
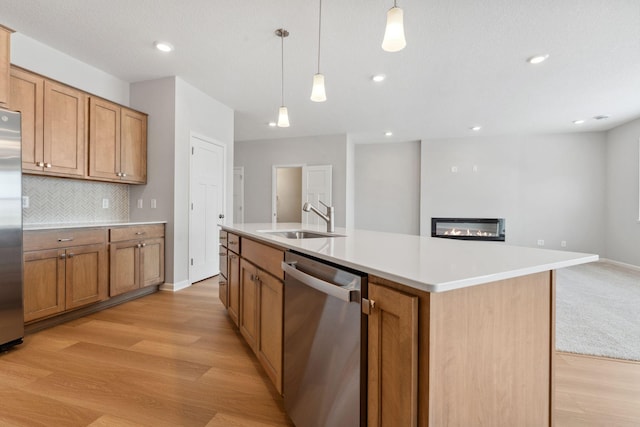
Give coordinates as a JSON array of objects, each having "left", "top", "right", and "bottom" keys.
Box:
[{"left": 257, "top": 229, "right": 345, "bottom": 239}]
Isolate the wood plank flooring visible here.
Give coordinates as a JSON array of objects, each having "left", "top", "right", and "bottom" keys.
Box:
[{"left": 0, "top": 277, "right": 637, "bottom": 426}]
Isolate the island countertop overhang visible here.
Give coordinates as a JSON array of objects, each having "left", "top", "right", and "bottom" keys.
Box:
[{"left": 220, "top": 222, "right": 598, "bottom": 293}]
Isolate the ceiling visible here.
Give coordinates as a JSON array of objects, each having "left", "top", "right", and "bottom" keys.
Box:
[{"left": 1, "top": 0, "right": 639, "bottom": 143}]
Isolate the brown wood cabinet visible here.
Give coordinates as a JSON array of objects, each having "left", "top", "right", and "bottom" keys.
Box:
[
  {"left": 23, "top": 228, "right": 108, "bottom": 323},
  {"left": 89, "top": 97, "right": 147, "bottom": 184},
  {"left": 218, "top": 230, "right": 228, "bottom": 307},
  {"left": 9, "top": 67, "right": 85, "bottom": 177},
  {"left": 367, "top": 280, "right": 418, "bottom": 427},
  {"left": 109, "top": 224, "right": 165, "bottom": 296},
  {"left": 239, "top": 237, "right": 284, "bottom": 395},
  {"left": 0, "top": 25, "right": 12, "bottom": 107},
  {"left": 227, "top": 233, "right": 241, "bottom": 327}
]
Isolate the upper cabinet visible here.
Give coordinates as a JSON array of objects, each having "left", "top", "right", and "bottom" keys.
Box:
[
  {"left": 89, "top": 97, "right": 147, "bottom": 184},
  {"left": 0, "top": 25, "right": 12, "bottom": 107},
  {"left": 9, "top": 66, "right": 148, "bottom": 184},
  {"left": 10, "top": 67, "right": 85, "bottom": 177}
]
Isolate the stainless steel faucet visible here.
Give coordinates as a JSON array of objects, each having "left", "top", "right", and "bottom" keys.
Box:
[{"left": 302, "top": 200, "right": 335, "bottom": 233}]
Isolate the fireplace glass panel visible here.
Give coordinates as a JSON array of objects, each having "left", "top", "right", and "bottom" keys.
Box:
[{"left": 431, "top": 218, "right": 505, "bottom": 241}]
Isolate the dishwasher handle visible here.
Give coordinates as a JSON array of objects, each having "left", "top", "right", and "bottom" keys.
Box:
[{"left": 282, "top": 261, "right": 359, "bottom": 303}]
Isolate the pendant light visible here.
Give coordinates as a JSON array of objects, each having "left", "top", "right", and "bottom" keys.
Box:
[
  {"left": 310, "top": 0, "right": 327, "bottom": 102},
  {"left": 381, "top": 0, "right": 406, "bottom": 52},
  {"left": 276, "top": 28, "right": 290, "bottom": 127}
]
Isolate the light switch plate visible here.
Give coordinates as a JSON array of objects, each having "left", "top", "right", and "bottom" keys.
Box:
[
  {"left": 22, "top": 196, "right": 29, "bottom": 208},
  {"left": 102, "top": 198, "right": 109, "bottom": 209},
  {"left": 151, "top": 199, "right": 157, "bottom": 209},
  {"left": 137, "top": 199, "right": 143, "bottom": 209}
]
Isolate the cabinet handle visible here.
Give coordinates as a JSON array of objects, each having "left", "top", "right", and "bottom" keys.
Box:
[
  {"left": 36, "top": 161, "right": 45, "bottom": 167},
  {"left": 59, "top": 253, "right": 66, "bottom": 259},
  {"left": 67, "top": 253, "right": 74, "bottom": 258},
  {"left": 45, "top": 163, "right": 52, "bottom": 168},
  {"left": 57, "top": 238, "right": 74, "bottom": 242},
  {"left": 116, "top": 172, "right": 122, "bottom": 177},
  {"left": 229, "top": 254, "right": 237, "bottom": 260},
  {"left": 141, "top": 243, "right": 146, "bottom": 247},
  {"left": 121, "top": 173, "right": 127, "bottom": 177},
  {"left": 137, "top": 243, "right": 142, "bottom": 248},
  {"left": 135, "top": 231, "right": 146, "bottom": 235}
]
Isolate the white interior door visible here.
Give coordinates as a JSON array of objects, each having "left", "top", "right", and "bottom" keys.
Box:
[
  {"left": 190, "top": 134, "right": 225, "bottom": 283},
  {"left": 302, "top": 165, "right": 332, "bottom": 227},
  {"left": 233, "top": 166, "right": 244, "bottom": 224}
]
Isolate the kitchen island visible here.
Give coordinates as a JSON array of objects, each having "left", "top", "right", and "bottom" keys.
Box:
[{"left": 219, "top": 222, "right": 597, "bottom": 427}]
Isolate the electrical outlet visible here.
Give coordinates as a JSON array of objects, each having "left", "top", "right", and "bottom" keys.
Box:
[
  {"left": 450, "top": 166, "right": 458, "bottom": 173},
  {"left": 151, "top": 199, "right": 157, "bottom": 209},
  {"left": 137, "top": 199, "right": 143, "bottom": 209},
  {"left": 22, "top": 196, "right": 29, "bottom": 208},
  {"left": 537, "top": 239, "right": 544, "bottom": 246},
  {"left": 561, "top": 240, "right": 567, "bottom": 248},
  {"left": 102, "top": 198, "right": 109, "bottom": 209},
  {"left": 472, "top": 165, "right": 478, "bottom": 172}
]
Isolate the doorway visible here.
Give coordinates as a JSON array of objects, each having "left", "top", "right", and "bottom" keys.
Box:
[
  {"left": 271, "top": 164, "right": 332, "bottom": 225},
  {"left": 189, "top": 133, "right": 225, "bottom": 283}
]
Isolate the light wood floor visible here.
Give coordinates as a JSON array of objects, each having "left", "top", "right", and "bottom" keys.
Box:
[{"left": 0, "top": 278, "right": 638, "bottom": 426}]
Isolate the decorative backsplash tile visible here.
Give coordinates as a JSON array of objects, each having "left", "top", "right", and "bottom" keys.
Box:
[{"left": 23, "top": 176, "right": 129, "bottom": 224}]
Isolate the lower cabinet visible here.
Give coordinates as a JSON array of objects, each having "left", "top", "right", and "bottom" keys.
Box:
[
  {"left": 367, "top": 280, "right": 419, "bottom": 427},
  {"left": 23, "top": 229, "right": 108, "bottom": 323},
  {"left": 227, "top": 250, "right": 240, "bottom": 326},
  {"left": 109, "top": 224, "right": 165, "bottom": 296}
]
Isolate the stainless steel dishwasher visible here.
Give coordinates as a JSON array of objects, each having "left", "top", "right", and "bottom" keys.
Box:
[{"left": 282, "top": 251, "right": 367, "bottom": 427}]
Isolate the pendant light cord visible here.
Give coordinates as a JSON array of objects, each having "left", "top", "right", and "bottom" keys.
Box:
[
  {"left": 317, "top": 0, "right": 322, "bottom": 74},
  {"left": 281, "top": 32, "right": 285, "bottom": 106}
]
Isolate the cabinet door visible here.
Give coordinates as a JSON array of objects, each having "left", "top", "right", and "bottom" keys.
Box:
[
  {"left": 65, "top": 243, "right": 108, "bottom": 309},
  {"left": 257, "top": 270, "right": 283, "bottom": 394},
  {"left": 9, "top": 67, "right": 44, "bottom": 173},
  {"left": 227, "top": 252, "right": 240, "bottom": 326},
  {"left": 219, "top": 246, "right": 228, "bottom": 307},
  {"left": 368, "top": 282, "right": 419, "bottom": 427},
  {"left": 109, "top": 241, "right": 140, "bottom": 296},
  {"left": 140, "top": 238, "right": 165, "bottom": 287},
  {"left": 43, "top": 80, "right": 85, "bottom": 176},
  {"left": 120, "top": 107, "right": 147, "bottom": 183},
  {"left": 88, "top": 97, "right": 121, "bottom": 180},
  {"left": 23, "top": 248, "right": 65, "bottom": 322},
  {"left": 0, "top": 27, "right": 10, "bottom": 106},
  {"left": 239, "top": 259, "right": 259, "bottom": 352}
]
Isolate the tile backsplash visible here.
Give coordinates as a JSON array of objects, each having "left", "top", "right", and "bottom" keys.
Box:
[{"left": 23, "top": 176, "right": 129, "bottom": 225}]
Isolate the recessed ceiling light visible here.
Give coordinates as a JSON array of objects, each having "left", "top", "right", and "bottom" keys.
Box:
[
  {"left": 372, "top": 74, "right": 386, "bottom": 83},
  {"left": 572, "top": 119, "right": 585, "bottom": 125},
  {"left": 384, "top": 131, "right": 393, "bottom": 136},
  {"left": 527, "top": 54, "right": 549, "bottom": 64},
  {"left": 593, "top": 115, "right": 610, "bottom": 120},
  {"left": 470, "top": 126, "right": 482, "bottom": 131},
  {"left": 154, "top": 41, "right": 174, "bottom": 52},
  {"left": 268, "top": 121, "right": 277, "bottom": 127}
]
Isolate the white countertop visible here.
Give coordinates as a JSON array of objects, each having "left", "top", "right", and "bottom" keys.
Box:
[
  {"left": 24, "top": 220, "right": 167, "bottom": 231},
  {"left": 221, "top": 222, "right": 599, "bottom": 293}
]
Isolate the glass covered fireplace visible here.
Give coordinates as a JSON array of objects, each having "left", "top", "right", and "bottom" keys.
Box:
[{"left": 431, "top": 218, "right": 506, "bottom": 241}]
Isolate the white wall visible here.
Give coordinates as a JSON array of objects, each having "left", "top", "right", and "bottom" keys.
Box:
[
  {"left": 130, "top": 77, "right": 234, "bottom": 289},
  {"left": 355, "top": 141, "right": 421, "bottom": 235},
  {"left": 421, "top": 133, "right": 607, "bottom": 254},
  {"left": 605, "top": 117, "right": 640, "bottom": 266},
  {"left": 11, "top": 33, "right": 129, "bottom": 105},
  {"left": 129, "top": 77, "right": 177, "bottom": 282},
  {"left": 235, "top": 134, "right": 348, "bottom": 226}
]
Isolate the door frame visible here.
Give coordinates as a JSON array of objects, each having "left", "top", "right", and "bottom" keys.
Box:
[
  {"left": 271, "top": 164, "right": 305, "bottom": 224},
  {"left": 234, "top": 166, "right": 245, "bottom": 224},
  {"left": 189, "top": 131, "right": 226, "bottom": 284}
]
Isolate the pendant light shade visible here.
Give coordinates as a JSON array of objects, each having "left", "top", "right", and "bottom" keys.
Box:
[
  {"left": 310, "top": 73, "right": 327, "bottom": 102},
  {"left": 382, "top": 3, "right": 406, "bottom": 52},
  {"left": 310, "top": 0, "right": 327, "bottom": 102},
  {"left": 278, "top": 106, "right": 290, "bottom": 127},
  {"left": 275, "top": 28, "right": 290, "bottom": 127}
]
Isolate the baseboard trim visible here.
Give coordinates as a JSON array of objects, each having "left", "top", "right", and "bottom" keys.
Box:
[
  {"left": 159, "top": 280, "right": 191, "bottom": 292},
  {"left": 599, "top": 258, "right": 640, "bottom": 272}
]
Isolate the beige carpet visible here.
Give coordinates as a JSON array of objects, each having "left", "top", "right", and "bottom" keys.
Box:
[{"left": 556, "top": 261, "right": 640, "bottom": 361}]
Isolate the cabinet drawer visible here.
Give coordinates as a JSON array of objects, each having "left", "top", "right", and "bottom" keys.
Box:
[
  {"left": 228, "top": 232, "right": 240, "bottom": 254},
  {"left": 110, "top": 224, "right": 164, "bottom": 242},
  {"left": 220, "top": 230, "right": 228, "bottom": 248},
  {"left": 24, "top": 228, "right": 106, "bottom": 251},
  {"left": 241, "top": 238, "right": 284, "bottom": 280}
]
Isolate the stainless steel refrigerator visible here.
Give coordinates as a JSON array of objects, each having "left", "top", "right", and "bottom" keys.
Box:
[{"left": 0, "top": 107, "right": 23, "bottom": 351}]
